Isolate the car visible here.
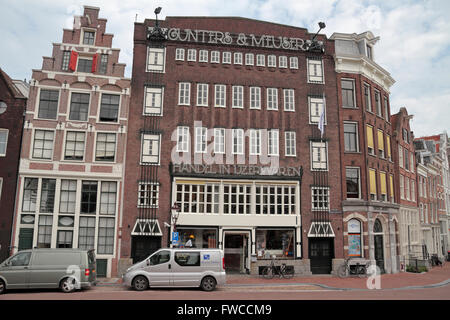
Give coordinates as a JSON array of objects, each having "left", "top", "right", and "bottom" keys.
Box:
[
  {"left": 0, "top": 248, "right": 97, "bottom": 294},
  {"left": 122, "top": 248, "right": 226, "bottom": 291}
]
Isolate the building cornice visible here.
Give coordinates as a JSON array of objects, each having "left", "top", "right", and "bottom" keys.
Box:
[{"left": 334, "top": 54, "right": 395, "bottom": 93}]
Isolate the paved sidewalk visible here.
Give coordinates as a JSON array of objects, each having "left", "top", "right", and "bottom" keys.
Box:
[{"left": 97, "top": 262, "right": 450, "bottom": 291}]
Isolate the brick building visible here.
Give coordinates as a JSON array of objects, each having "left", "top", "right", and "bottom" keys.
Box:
[
  {"left": 10, "top": 6, "right": 130, "bottom": 277},
  {"left": 121, "top": 16, "right": 344, "bottom": 276},
  {"left": 330, "top": 32, "right": 400, "bottom": 273},
  {"left": 0, "top": 69, "right": 28, "bottom": 262},
  {"left": 391, "top": 107, "right": 420, "bottom": 266}
]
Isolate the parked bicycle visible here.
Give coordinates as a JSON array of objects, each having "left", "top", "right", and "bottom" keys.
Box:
[
  {"left": 262, "top": 256, "right": 294, "bottom": 279},
  {"left": 338, "top": 258, "right": 368, "bottom": 278}
]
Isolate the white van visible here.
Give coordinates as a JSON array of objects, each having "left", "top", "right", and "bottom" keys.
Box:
[{"left": 122, "top": 248, "right": 226, "bottom": 291}]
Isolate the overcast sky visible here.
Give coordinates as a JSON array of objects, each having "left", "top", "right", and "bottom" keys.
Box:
[{"left": 0, "top": 0, "right": 448, "bottom": 137}]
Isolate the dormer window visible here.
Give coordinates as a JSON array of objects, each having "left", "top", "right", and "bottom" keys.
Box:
[
  {"left": 83, "top": 30, "right": 95, "bottom": 45},
  {"left": 366, "top": 44, "right": 372, "bottom": 60}
]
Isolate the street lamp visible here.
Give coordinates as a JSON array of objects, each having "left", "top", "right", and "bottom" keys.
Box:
[{"left": 171, "top": 202, "right": 181, "bottom": 232}]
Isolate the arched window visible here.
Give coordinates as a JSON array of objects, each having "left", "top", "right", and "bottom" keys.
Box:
[
  {"left": 348, "top": 219, "right": 362, "bottom": 257},
  {"left": 373, "top": 218, "right": 383, "bottom": 233}
]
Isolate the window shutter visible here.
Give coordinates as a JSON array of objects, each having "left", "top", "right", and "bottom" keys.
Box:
[
  {"left": 69, "top": 51, "right": 78, "bottom": 71},
  {"left": 380, "top": 172, "right": 387, "bottom": 195},
  {"left": 91, "top": 53, "right": 98, "bottom": 73},
  {"left": 386, "top": 135, "right": 391, "bottom": 158},
  {"left": 369, "top": 169, "right": 376, "bottom": 195},
  {"left": 377, "top": 130, "right": 384, "bottom": 151},
  {"left": 390, "top": 175, "right": 394, "bottom": 200},
  {"left": 366, "top": 125, "right": 374, "bottom": 149}
]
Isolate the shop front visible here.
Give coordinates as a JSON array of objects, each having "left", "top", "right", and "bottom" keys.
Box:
[{"left": 170, "top": 177, "right": 307, "bottom": 275}]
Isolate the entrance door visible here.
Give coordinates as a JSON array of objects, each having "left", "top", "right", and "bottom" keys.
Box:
[
  {"left": 374, "top": 235, "right": 385, "bottom": 273},
  {"left": 131, "top": 236, "right": 160, "bottom": 264},
  {"left": 309, "top": 238, "right": 334, "bottom": 274},
  {"left": 224, "top": 234, "right": 245, "bottom": 273},
  {"left": 18, "top": 228, "right": 33, "bottom": 251}
]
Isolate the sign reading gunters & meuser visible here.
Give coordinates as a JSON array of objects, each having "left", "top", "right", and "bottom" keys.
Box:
[{"left": 148, "top": 27, "right": 320, "bottom": 51}]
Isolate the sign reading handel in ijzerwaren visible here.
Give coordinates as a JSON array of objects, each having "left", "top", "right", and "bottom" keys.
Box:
[
  {"left": 172, "top": 164, "right": 302, "bottom": 177},
  {"left": 148, "top": 27, "right": 321, "bottom": 52}
]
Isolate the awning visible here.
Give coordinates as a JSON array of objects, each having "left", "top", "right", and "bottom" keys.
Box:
[{"left": 307, "top": 222, "right": 335, "bottom": 237}]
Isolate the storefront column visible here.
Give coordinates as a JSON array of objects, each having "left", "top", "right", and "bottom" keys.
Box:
[
  {"left": 389, "top": 215, "right": 397, "bottom": 273},
  {"left": 251, "top": 228, "right": 256, "bottom": 255},
  {"left": 218, "top": 227, "right": 223, "bottom": 250},
  {"left": 296, "top": 226, "right": 301, "bottom": 258},
  {"left": 368, "top": 212, "right": 375, "bottom": 262}
]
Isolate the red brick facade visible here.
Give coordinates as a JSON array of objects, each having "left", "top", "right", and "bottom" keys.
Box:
[{"left": 0, "top": 69, "right": 27, "bottom": 262}]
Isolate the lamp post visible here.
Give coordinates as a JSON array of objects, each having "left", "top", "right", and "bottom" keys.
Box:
[{"left": 171, "top": 203, "right": 181, "bottom": 247}]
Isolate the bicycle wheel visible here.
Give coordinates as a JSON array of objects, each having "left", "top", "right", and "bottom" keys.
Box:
[
  {"left": 356, "top": 265, "right": 367, "bottom": 278},
  {"left": 281, "top": 265, "right": 294, "bottom": 279},
  {"left": 262, "top": 266, "right": 275, "bottom": 279},
  {"left": 337, "top": 264, "right": 348, "bottom": 278}
]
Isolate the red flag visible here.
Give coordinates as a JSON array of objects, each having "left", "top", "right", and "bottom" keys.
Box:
[
  {"left": 91, "top": 53, "right": 98, "bottom": 73},
  {"left": 69, "top": 51, "right": 78, "bottom": 71}
]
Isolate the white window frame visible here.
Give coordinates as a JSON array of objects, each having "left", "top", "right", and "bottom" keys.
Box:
[
  {"left": 268, "top": 130, "right": 279, "bottom": 156},
  {"left": 176, "top": 126, "right": 189, "bottom": 153},
  {"left": 175, "top": 48, "right": 185, "bottom": 61},
  {"left": 249, "top": 129, "right": 261, "bottom": 155},
  {"left": 178, "top": 82, "right": 191, "bottom": 106},
  {"left": 267, "top": 55, "right": 276, "bottom": 67},
  {"left": 144, "top": 86, "right": 164, "bottom": 115},
  {"left": 234, "top": 52, "right": 242, "bottom": 65},
  {"left": 249, "top": 87, "right": 261, "bottom": 109},
  {"left": 199, "top": 50, "right": 208, "bottom": 62},
  {"left": 138, "top": 182, "right": 159, "bottom": 208},
  {"left": 343, "top": 121, "right": 359, "bottom": 152},
  {"left": 196, "top": 83, "right": 209, "bottom": 107},
  {"left": 266, "top": 88, "right": 278, "bottom": 110},
  {"left": 232, "top": 129, "right": 244, "bottom": 155},
  {"left": 400, "top": 175, "right": 405, "bottom": 200},
  {"left": 256, "top": 54, "right": 265, "bottom": 66},
  {"left": 285, "top": 131, "right": 296, "bottom": 157},
  {"left": 346, "top": 167, "right": 361, "bottom": 199},
  {"left": 222, "top": 52, "right": 232, "bottom": 64},
  {"left": 307, "top": 58, "right": 324, "bottom": 83},
  {"left": 214, "top": 84, "right": 226, "bottom": 108},
  {"left": 187, "top": 49, "right": 196, "bottom": 62},
  {"left": 283, "top": 89, "right": 295, "bottom": 112},
  {"left": 146, "top": 47, "right": 165, "bottom": 72},
  {"left": 309, "top": 96, "right": 325, "bottom": 123},
  {"left": 232, "top": 86, "right": 244, "bottom": 109},
  {"left": 289, "top": 56, "right": 298, "bottom": 69},
  {"left": 211, "top": 51, "right": 220, "bottom": 63},
  {"left": 140, "top": 133, "right": 161, "bottom": 165},
  {"left": 310, "top": 141, "right": 328, "bottom": 170},
  {"left": 245, "top": 53, "right": 254, "bottom": 66},
  {"left": 279, "top": 56, "right": 288, "bottom": 68},
  {"left": 0, "top": 128, "right": 9, "bottom": 157},
  {"left": 214, "top": 128, "right": 225, "bottom": 154},
  {"left": 95, "top": 132, "right": 117, "bottom": 163},
  {"left": 31, "top": 129, "right": 55, "bottom": 160},
  {"left": 399, "top": 145, "right": 404, "bottom": 168},
  {"left": 195, "top": 127, "right": 207, "bottom": 153},
  {"left": 311, "top": 187, "right": 330, "bottom": 211}
]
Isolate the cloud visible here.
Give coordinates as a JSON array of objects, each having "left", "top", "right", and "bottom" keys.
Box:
[{"left": 0, "top": 0, "right": 448, "bottom": 137}]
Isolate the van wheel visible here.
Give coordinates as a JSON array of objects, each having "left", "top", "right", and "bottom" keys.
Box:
[
  {"left": 132, "top": 276, "right": 149, "bottom": 291},
  {"left": 201, "top": 276, "right": 216, "bottom": 291},
  {"left": 0, "top": 280, "right": 5, "bottom": 294},
  {"left": 60, "top": 277, "right": 76, "bottom": 293}
]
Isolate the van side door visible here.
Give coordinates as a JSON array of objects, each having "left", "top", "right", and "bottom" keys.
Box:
[
  {"left": 172, "top": 251, "right": 201, "bottom": 287},
  {"left": 0, "top": 251, "right": 32, "bottom": 289},
  {"left": 143, "top": 250, "right": 172, "bottom": 287}
]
